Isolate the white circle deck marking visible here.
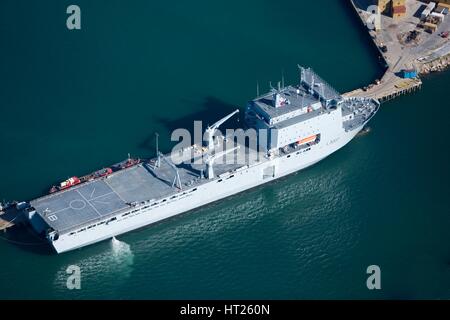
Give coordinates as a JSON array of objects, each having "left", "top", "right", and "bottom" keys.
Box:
[{"left": 69, "top": 199, "right": 86, "bottom": 210}]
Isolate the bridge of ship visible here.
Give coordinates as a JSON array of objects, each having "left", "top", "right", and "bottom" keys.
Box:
[{"left": 341, "top": 97, "right": 380, "bottom": 131}]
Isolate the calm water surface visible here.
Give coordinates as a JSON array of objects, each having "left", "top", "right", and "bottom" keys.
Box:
[{"left": 0, "top": 0, "right": 448, "bottom": 299}]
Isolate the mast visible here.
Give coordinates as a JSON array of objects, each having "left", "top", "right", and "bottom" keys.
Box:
[
  {"left": 160, "top": 152, "right": 182, "bottom": 189},
  {"left": 155, "top": 132, "right": 161, "bottom": 168}
]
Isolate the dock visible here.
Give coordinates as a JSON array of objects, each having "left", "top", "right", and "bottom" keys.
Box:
[
  {"left": 343, "top": 72, "right": 422, "bottom": 102},
  {"left": 345, "top": 0, "right": 450, "bottom": 102},
  {"left": 0, "top": 209, "right": 19, "bottom": 232}
]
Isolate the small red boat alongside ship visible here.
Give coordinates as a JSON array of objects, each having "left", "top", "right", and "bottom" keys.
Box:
[
  {"left": 94, "top": 167, "right": 113, "bottom": 178},
  {"left": 50, "top": 177, "right": 81, "bottom": 193},
  {"left": 116, "top": 158, "right": 141, "bottom": 170},
  {"left": 49, "top": 157, "right": 141, "bottom": 194}
]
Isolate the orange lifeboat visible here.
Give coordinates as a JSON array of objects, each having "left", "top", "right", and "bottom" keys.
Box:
[{"left": 297, "top": 135, "right": 317, "bottom": 145}]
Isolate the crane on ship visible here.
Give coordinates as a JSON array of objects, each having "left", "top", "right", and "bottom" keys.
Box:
[
  {"left": 205, "top": 109, "right": 239, "bottom": 152},
  {"left": 205, "top": 146, "right": 240, "bottom": 180},
  {"left": 159, "top": 152, "right": 182, "bottom": 190}
]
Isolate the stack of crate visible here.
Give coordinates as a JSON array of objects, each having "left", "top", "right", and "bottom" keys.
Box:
[
  {"left": 377, "top": 0, "right": 407, "bottom": 19},
  {"left": 391, "top": 0, "right": 406, "bottom": 20}
]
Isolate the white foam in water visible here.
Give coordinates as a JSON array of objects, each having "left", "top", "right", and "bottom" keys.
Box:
[
  {"left": 53, "top": 237, "right": 135, "bottom": 294},
  {"left": 111, "top": 236, "right": 121, "bottom": 249},
  {"left": 111, "top": 237, "right": 134, "bottom": 265}
]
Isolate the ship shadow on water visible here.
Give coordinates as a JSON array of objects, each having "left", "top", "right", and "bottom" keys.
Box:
[
  {"left": 138, "top": 96, "right": 243, "bottom": 154},
  {"left": 1, "top": 225, "right": 54, "bottom": 255}
]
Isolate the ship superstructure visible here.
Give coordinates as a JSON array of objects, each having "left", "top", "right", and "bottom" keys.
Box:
[{"left": 2, "top": 67, "right": 379, "bottom": 253}]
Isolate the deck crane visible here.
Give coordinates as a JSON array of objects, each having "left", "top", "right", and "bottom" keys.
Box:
[
  {"left": 159, "top": 152, "right": 182, "bottom": 190},
  {"left": 205, "top": 109, "right": 239, "bottom": 152},
  {"left": 205, "top": 146, "right": 240, "bottom": 180}
]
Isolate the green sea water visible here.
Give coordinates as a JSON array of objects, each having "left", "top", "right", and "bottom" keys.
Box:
[{"left": 0, "top": 0, "right": 449, "bottom": 299}]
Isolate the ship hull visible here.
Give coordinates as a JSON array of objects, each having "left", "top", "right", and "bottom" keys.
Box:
[{"left": 51, "top": 126, "right": 362, "bottom": 254}]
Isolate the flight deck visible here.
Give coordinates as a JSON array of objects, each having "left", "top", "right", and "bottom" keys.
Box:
[{"left": 30, "top": 141, "right": 262, "bottom": 234}]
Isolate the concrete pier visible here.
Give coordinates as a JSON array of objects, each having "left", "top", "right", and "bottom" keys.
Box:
[
  {"left": 345, "top": 0, "right": 450, "bottom": 102},
  {"left": 0, "top": 209, "right": 21, "bottom": 232},
  {"left": 0, "top": 215, "right": 15, "bottom": 231},
  {"left": 343, "top": 75, "right": 422, "bottom": 102}
]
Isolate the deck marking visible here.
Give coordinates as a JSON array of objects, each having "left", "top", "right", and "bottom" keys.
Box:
[
  {"left": 89, "top": 191, "right": 115, "bottom": 201},
  {"left": 103, "top": 179, "right": 127, "bottom": 203},
  {"left": 89, "top": 187, "right": 96, "bottom": 199},
  {"left": 59, "top": 204, "right": 129, "bottom": 233},
  {"left": 69, "top": 199, "right": 87, "bottom": 210},
  {"left": 46, "top": 206, "right": 70, "bottom": 216},
  {"left": 76, "top": 190, "right": 102, "bottom": 217},
  {"left": 92, "top": 200, "right": 110, "bottom": 205}
]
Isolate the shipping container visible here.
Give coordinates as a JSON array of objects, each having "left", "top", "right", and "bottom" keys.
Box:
[
  {"left": 431, "top": 12, "right": 445, "bottom": 22},
  {"left": 424, "top": 22, "right": 438, "bottom": 33},
  {"left": 401, "top": 69, "right": 417, "bottom": 79},
  {"left": 421, "top": 2, "right": 437, "bottom": 19}
]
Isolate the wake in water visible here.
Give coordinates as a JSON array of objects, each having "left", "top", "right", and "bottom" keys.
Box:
[
  {"left": 53, "top": 237, "right": 135, "bottom": 296},
  {"left": 111, "top": 236, "right": 135, "bottom": 269},
  {"left": 357, "top": 126, "right": 372, "bottom": 137}
]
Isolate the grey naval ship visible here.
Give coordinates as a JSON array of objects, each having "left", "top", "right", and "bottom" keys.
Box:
[{"left": 0, "top": 67, "right": 379, "bottom": 253}]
